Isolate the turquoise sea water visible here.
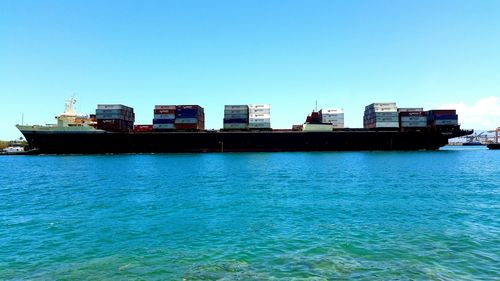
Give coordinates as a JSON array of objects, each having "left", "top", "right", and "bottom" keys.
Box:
[{"left": 1, "top": 147, "right": 499, "bottom": 280}]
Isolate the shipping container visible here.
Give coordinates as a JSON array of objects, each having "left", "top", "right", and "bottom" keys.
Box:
[
  {"left": 176, "top": 105, "right": 203, "bottom": 110},
  {"left": 434, "top": 120, "right": 459, "bottom": 125},
  {"left": 96, "top": 109, "right": 132, "bottom": 115},
  {"left": 224, "top": 109, "right": 249, "bottom": 114},
  {"left": 364, "top": 111, "right": 399, "bottom": 117},
  {"left": 223, "top": 118, "right": 248, "bottom": 124},
  {"left": 223, "top": 113, "right": 249, "bottom": 119},
  {"left": 399, "top": 111, "right": 426, "bottom": 117},
  {"left": 365, "top": 116, "right": 399, "bottom": 122},
  {"left": 153, "top": 124, "right": 175, "bottom": 130},
  {"left": 428, "top": 109, "right": 456, "bottom": 115},
  {"left": 95, "top": 114, "right": 135, "bottom": 121},
  {"left": 400, "top": 116, "right": 427, "bottom": 122},
  {"left": 133, "top": 125, "right": 153, "bottom": 132},
  {"left": 153, "top": 118, "right": 175, "bottom": 124},
  {"left": 223, "top": 123, "right": 248, "bottom": 129},
  {"left": 248, "top": 104, "right": 271, "bottom": 109},
  {"left": 175, "top": 118, "right": 199, "bottom": 124},
  {"left": 154, "top": 114, "right": 175, "bottom": 119},
  {"left": 249, "top": 123, "right": 271, "bottom": 128},
  {"left": 400, "top": 121, "right": 427, "bottom": 127},
  {"left": 398, "top": 108, "right": 424, "bottom": 112},
  {"left": 176, "top": 111, "right": 202, "bottom": 118},
  {"left": 154, "top": 109, "right": 176, "bottom": 114},
  {"left": 248, "top": 109, "right": 271, "bottom": 115},
  {"left": 175, "top": 123, "right": 203, "bottom": 130},
  {"left": 249, "top": 113, "right": 271, "bottom": 119},
  {"left": 320, "top": 108, "right": 344, "bottom": 114},
  {"left": 97, "top": 104, "right": 134, "bottom": 111},
  {"left": 225, "top": 105, "right": 249, "bottom": 110},
  {"left": 96, "top": 119, "right": 133, "bottom": 131},
  {"left": 155, "top": 105, "right": 176, "bottom": 110},
  {"left": 433, "top": 114, "right": 458, "bottom": 120},
  {"left": 249, "top": 118, "right": 271, "bottom": 123}
]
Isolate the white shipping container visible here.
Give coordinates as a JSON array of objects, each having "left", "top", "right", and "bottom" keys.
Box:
[
  {"left": 175, "top": 118, "right": 199, "bottom": 124},
  {"left": 153, "top": 124, "right": 175, "bottom": 129},
  {"left": 322, "top": 118, "right": 344, "bottom": 122},
  {"left": 321, "top": 112, "right": 344, "bottom": 116},
  {"left": 400, "top": 116, "right": 427, "bottom": 122},
  {"left": 155, "top": 105, "right": 176, "bottom": 110},
  {"left": 249, "top": 118, "right": 271, "bottom": 123},
  {"left": 249, "top": 113, "right": 271, "bottom": 119},
  {"left": 321, "top": 119, "right": 344, "bottom": 124},
  {"left": 248, "top": 104, "right": 271, "bottom": 109},
  {"left": 249, "top": 108, "right": 271, "bottom": 114},
  {"left": 249, "top": 123, "right": 271, "bottom": 128},
  {"left": 321, "top": 108, "right": 344, "bottom": 114},
  {"left": 154, "top": 114, "right": 175, "bottom": 119}
]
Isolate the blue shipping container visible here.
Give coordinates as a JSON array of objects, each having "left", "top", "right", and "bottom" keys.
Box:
[
  {"left": 153, "top": 118, "right": 175, "bottom": 124},
  {"left": 224, "top": 118, "right": 248, "bottom": 124},
  {"left": 176, "top": 109, "right": 202, "bottom": 118},
  {"left": 433, "top": 114, "right": 458, "bottom": 120}
]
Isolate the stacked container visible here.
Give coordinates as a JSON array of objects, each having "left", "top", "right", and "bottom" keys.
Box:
[
  {"left": 223, "top": 105, "right": 249, "bottom": 130},
  {"left": 175, "top": 105, "right": 205, "bottom": 130},
  {"left": 398, "top": 108, "right": 426, "bottom": 129},
  {"left": 427, "top": 110, "right": 458, "bottom": 126},
  {"left": 133, "top": 125, "right": 153, "bottom": 132},
  {"left": 153, "top": 105, "right": 176, "bottom": 130},
  {"left": 95, "top": 104, "right": 134, "bottom": 131},
  {"left": 319, "top": 108, "right": 344, "bottom": 128},
  {"left": 248, "top": 104, "right": 271, "bottom": 129},
  {"left": 363, "top": 103, "right": 399, "bottom": 129}
]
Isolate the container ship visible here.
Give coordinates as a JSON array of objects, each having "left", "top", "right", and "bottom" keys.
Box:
[{"left": 15, "top": 98, "right": 472, "bottom": 154}]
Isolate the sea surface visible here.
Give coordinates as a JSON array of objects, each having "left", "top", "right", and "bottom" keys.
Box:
[{"left": 1, "top": 147, "right": 499, "bottom": 280}]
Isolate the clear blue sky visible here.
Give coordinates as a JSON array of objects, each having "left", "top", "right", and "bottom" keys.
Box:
[{"left": 1, "top": 0, "right": 499, "bottom": 139}]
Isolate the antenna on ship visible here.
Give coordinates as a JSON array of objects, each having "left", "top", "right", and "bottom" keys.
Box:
[
  {"left": 315, "top": 100, "right": 318, "bottom": 112},
  {"left": 21, "top": 113, "right": 24, "bottom": 125}
]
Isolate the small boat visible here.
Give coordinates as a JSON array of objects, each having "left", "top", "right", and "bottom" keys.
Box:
[
  {"left": 487, "top": 143, "right": 500, "bottom": 150},
  {"left": 0, "top": 147, "right": 39, "bottom": 155}
]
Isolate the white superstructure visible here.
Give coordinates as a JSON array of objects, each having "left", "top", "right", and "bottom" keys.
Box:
[{"left": 16, "top": 97, "right": 102, "bottom": 133}]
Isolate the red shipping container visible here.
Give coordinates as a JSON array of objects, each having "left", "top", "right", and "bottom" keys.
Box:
[
  {"left": 175, "top": 124, "right": 201, "bottom": 130},
  {"left": 133, "top": 125, "right": 153, "bottom": 132},
  {"left": 154, "top": 109, "right": 176, "bottom": 114}
]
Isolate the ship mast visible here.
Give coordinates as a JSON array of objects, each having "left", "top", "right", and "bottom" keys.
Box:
[{"left": 62, "top": 96, "right": 77, "bottom": 116}]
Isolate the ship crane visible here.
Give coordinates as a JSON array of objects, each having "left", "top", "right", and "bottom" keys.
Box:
[
  {"left": 489, "top": 127, "right": 500, "bottom": 144},
  {"left": 464, "top": 132, "right": 486, "bottom": 145}
]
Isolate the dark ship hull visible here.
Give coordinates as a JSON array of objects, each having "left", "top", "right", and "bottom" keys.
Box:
[
  {"left": 20, "top": 129, "right": 472, "bottom": 154},
  {"left": 487, "top": 143, "right": 500, "bottom": 150}
]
